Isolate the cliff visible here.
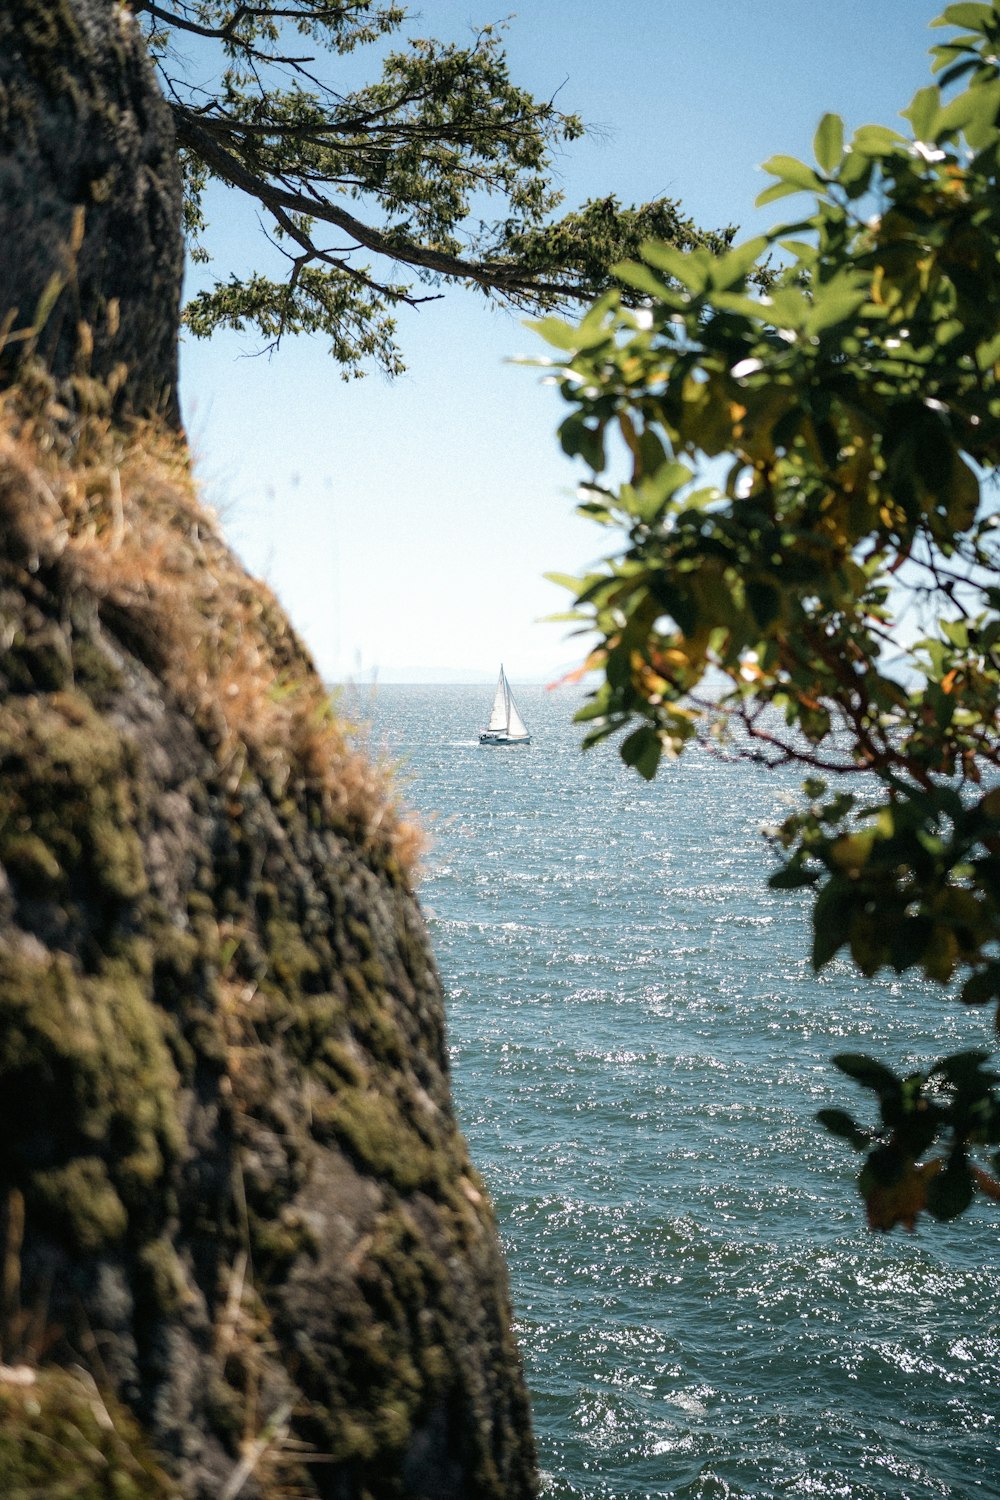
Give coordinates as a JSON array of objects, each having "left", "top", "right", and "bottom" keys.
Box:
[
  {"left": 0, "top": 0, "right": 182, "bottom": 423},
  {"left": 0, "top": 2, "right": 538, "bottom": 1493},
  {"left": 0, "top": 3, "right": 538, "bottom": 1488},
  {"left": 0, "top": 391, "right": 537, "bottom": 1497}
]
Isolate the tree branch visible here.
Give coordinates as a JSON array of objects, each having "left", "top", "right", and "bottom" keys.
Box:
[
  {"left": 172, "top": 107, "right": 596, "bottom": 306},
  {"left": 268, "top": 203, "right": 443, "bottom": 307}
]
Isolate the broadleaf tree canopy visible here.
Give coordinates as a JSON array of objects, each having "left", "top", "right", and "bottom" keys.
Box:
[
  {"left": 537, "top": 1, "right": 1000, "bottom": 1231},
  {"left": 129, "top": 0, "right": 734, "bottom": 375}
]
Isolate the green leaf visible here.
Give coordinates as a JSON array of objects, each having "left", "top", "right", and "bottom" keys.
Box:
[
  {"left": 778, "top": 239, "right": 819, "bottom": 263},
  {"left": 710, "top": 235, "right": 770, "bottom": 291},
  {"left": 620, "top": 725, "right": 663, "bottom": 780},
  {"left": 928, "top": 1049, "right": 994, "bottom": 1089},
  {"left": 975, "top": 327, "right": 1000, "bottom": 370},
  {"left": 939, "top": 2, "right": 994, "bottom": 28},
  {"left": 613, "top": 261, "right": 677, "bottom": 302},
  {"left": 581, "top": 720, "right": 625, "bottom": 749},
  {"left": 816, "top": 1108, "right": 868, "bottom": 1149},
  {"left": 888, "top": 916, "right": 933, "bottom": 973},
  {"left": 811, "top": 881, "right": 853, "bottom": 969},
  {"left": 760, "top": 154, "right": 824, "bottom": 192},
  {"left": 532, "top": 315, "right": 608, "bottom": 353},
  {"left": 831, "top": 1054, "right": 901, "bottom": 1096},
  {"left": 814, "top": 113, "right": 845, "bottom": 173},
  {"left": 903, "top": 85, "right": 942, "bottom": 141},
  {"left": 937, "top": 79, "right": 1000, "bottom": 142},
  {"left": 575, "top": 693, "right": 614, "bottom": 724},
  {"left": 630, "top": 461, "right": 693, "bottom": 522},
  {"left": 640, "top": 240, "right": 708, "bottom": 292},
  {"left": 746, "top": 579, "right": 781, "bottom": 628},
  {"left": 851, "top": 123, "right": 908, "bottom": 156},
  {"left": 946, "top": 453, "right": 981, "bottom": 531},
  {"left": 755, "top": 178, "right": 811, "bottom": 208},
  {"left": 960, "top": 969, "right": 1000, "bottom": 1005},
  {"left": 837, "top": 151, "right": 875, "bottom": 197},
  {"left": 933, "top": 56, "right": 982, "bottom": 89},
  {"left": 31, "top": 271, "right": 65, "bottom": 334},
  {"left": 559, "top": 412, "right": 606, "bottom": 470},
  {"left": 768, "top": 863, "right": 819, "bottom": 890},
  {"left": 765, "top": 286, "right": 810, "bottom": 330},
  {"left": 804, "top": 280, "right": 869, "bottom": 336},
  {"left": 544, "top": 571, "right": 586, "bottom": 595},
  {"left": 925, "top": 1159, "right": 974, "bottom": 1221}
]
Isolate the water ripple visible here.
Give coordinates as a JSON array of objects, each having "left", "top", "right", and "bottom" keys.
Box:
[{"left": 371, "top": 687, "right": 1000, "bottom": 1499}]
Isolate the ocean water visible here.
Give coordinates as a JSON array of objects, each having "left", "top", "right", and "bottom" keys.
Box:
[{"left": 363, "top": 683, "right": 1000, "bottom": 1500}]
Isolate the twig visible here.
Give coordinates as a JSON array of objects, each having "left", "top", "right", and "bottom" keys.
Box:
[{"left": 219, "top": 1400, "right": 294, "bottom": 1500}]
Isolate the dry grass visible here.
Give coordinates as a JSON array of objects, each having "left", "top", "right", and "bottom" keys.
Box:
[{"left": 0, "top": 384, "right": 424, "bottom": 875}]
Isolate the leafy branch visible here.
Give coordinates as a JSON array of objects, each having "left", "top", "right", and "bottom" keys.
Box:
[
  {"left": 129, "top": 1, "right": 737, "bottom": 372},
  {"left": 538, "top": 0, "right": 1000, "bottom": 1229}
]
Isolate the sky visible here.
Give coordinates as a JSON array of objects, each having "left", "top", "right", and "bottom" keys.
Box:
[{"left": 178, "top": 0, "right": 945, "bottom": 685}]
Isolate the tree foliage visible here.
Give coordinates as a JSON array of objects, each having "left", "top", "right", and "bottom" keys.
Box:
[
  {"left": 539, "top": 1, "right": 1000, "bottom": 1231},
  {"left": 128, "top": 0, "right": 733, "bottom": 374}
]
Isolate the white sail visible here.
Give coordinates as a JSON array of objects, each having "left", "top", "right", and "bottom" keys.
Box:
[
  {"left": 506, "top": 696, "right": 529, "bottom": 740},
  {"left": 485, "top": 667, "right": 509, "bottom": 732}
]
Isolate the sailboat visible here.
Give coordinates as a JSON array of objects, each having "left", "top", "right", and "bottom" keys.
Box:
[{"left": 479, "top": 664, "right": 531, "bottom": 745}]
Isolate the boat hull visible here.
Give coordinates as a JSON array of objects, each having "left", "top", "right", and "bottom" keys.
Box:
[{"left": 479, "top": 732, "right": 530, "bottom": 746}]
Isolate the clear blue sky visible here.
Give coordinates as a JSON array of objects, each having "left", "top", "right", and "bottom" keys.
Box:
[{"left": 179, "top": 0, "right": 944, "bottom": 684}]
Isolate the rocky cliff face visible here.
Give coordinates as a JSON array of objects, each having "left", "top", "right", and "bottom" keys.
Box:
[
  {"left": 0, "top": 399, "right": 537, "bottom": 1499},
  {"left": 0, "top": 2, "right": 537, "bottom": 1495},
  {"left": 0, "top": 0, "right": 182, "bottom": 423}
]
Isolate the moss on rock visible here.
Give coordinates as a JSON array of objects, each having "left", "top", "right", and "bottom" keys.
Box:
[
  {"left": 0, "top": 945, "right": 182, "bottom": 1252},
  {"left": 0, "top": 1367, "right": 176, "bottom": 1500},
  {"left": 0, "top": 689, "right": 148, "bottom": 915},
  {"left": 0, "top": 393, "right": 537, "bottom": 1496}
]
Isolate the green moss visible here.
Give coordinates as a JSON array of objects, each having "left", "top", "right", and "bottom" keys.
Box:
[
  {"left": 249, "top": 1207, "right": 318, "bottom": 1280},
  {"left": 279, "top": 995, "right": 351, "bottom": 1075},
  {"left": 316, "top": 1036, "right": 366, "bottom": 1087},
  {"left": 0, "top": 947, "right": 182, "bottom": 1250},
  {"left": 0, "top": 832, "right": 62, "bottom": 889},
  {"left": 293, "top": 1206, "right": 460, "bottom": 1474},
  {"left": 136, "top": 1237, "right": 192, "bottom": 1318},
  {"left": 68, "top": 632, "right": 124, "bottom": 702},
  {"left": 265, "top": 914, "right": 325, "bottom": 993},
  {"left": 151, "top": 910, "right": 226, "bottom": 1066},
  {"left": 360, "top": 956, "right": 385, "bottom": 988},
  {"left": 312, "top": 1088, "right": 440, "bottom": 1195},
  {"left": 0, "top": 623, "right": 72, "bottom": 694},
  {"left": 0, "top": 416, "right": 528, "bottom": 1491},
  {"left": 33, "top": 1156, "right": 127, "bottom": 1252},
  {"left": 0, "top": 0, "right": 96, "bottom": 133},
  {"left": 148, "top": 924, "right": 205, "bottom": 1078},
  {"left": 344, "top": 915, "right": 374, "bottom": 958},
  {"left": 339, "top": 965, "right": 403, "bottom": 1065},
  {"left": 0, "top": 1367, "right": 176, "bottom": 1499},
  {"left": 0, "top": 692, "right": 148, "bottom": 912}
]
